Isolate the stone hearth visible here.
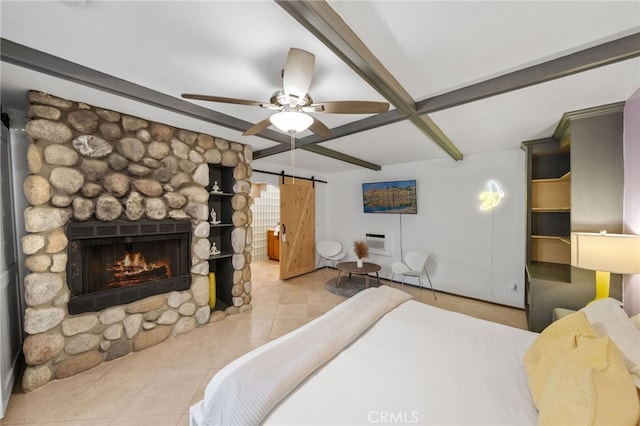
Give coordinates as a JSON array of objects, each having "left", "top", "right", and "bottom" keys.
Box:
[{"left": 20, "top": 91, "right": 253, "bottom": 391}]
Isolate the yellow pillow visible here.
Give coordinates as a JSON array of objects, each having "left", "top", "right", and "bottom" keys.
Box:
[
  {"left": 524, "top": 311, "right": 599, "bottom": 407},
  {"left": 538, "top": 336, "right": 640, "bottom": 425}
]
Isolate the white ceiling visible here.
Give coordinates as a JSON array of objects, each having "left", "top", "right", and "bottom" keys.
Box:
[{"left": 1, "top": 1, "right": 639, "bottom": 176}]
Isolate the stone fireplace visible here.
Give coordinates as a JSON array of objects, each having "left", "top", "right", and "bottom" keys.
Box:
[{"left": 20, "top": 91, "right": 254, "bottom": 392}]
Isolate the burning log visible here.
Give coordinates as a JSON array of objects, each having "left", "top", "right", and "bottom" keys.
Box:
[{"left": 106, "top": 252, "right": 170, "bottom": 287}]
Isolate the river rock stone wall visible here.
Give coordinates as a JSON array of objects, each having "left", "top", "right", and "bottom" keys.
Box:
[{"left": 20, "top": 91, "right": 253, "bottom": 392}]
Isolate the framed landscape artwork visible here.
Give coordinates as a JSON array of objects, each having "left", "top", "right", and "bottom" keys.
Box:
[{"left": 362, "top": 179, "right": 417, "bottom": 214}]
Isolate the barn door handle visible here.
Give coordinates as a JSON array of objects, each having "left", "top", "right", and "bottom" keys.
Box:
[{"left": 281, "top": 223, "right": 286, "bottom": 242}]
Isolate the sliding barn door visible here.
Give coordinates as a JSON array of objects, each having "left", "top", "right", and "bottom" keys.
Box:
[{"left": 279, "top": 177, "right": 315, "bottom": 280}]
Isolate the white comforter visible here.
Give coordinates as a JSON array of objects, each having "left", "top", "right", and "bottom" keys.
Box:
[
  {"left": 191, "top": 288, "right": 539, "bottom": 425},
  {"left": 265, "top": 299, "right": 539, "bottom": 425}
]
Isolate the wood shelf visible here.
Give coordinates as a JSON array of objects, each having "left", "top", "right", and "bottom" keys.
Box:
[
  {"left": 208, "top": 252, "right": 233, "bottom": 260},
  {"left": 531, "top": 235, "right": 571, "bottom": 244},
  {"left": 531, "top": 207, "right": 570, "bottom": 212},
  {"left": 530, "top": 235, "right": 571, "bottom": 264},
  {"left": 531, "top": 171, "right": 571, "bottom": 183}
]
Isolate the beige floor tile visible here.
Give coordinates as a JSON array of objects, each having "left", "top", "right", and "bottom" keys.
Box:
[
  {"left": 161, "top": 338, "right": 226, "bottom": 372},
  {"left": 118, "top": 369, "right": 205, "bottom": 418},
  {"left": 109, "top": 415, "right": 181, "bottom": 426},
  {"left": 274, "top": 303, "right": 308, "bottom": 319},
  {"left": 50, "top": 372, "right": 154, "bottom": 421},
  {"left": 278, "top": 291, "right": 308, "bottom": 305},
  {"left": 41, "top": 420, "right": 112, "bottom": 426},
  {"left": 232, "top": 318, "right": 274, "bottom": 340},
  {"left": 188, "top": 368, "right": 221, "bottom": 407},
  {"left": 2, "top": 373, "right": 103, "bottom": 424},
  {"left": 247, "top": 303, "right": 278, "bottom": 320},
  {"left": 211, "top": 338, "right": 268, "bottom": 369},
  {"left": 251, "top": 291, "right": 281, "bottom": 305},
  {"left": 177, "top": 413, "right": 190, "bottom": 426}
]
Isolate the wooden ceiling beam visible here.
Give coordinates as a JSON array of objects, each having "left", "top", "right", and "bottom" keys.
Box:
[
  {"left": 1, "top": 37, "right": 381, "bottom": 170},
  {"left": 275, "top": 0, "right": 463, "bottom": 161},
  {"left": 0, "top": 38, "right": 289, "bottom": 141},
  {"left": 416, "top": 32, "right": 640, "bottom": 114},
  {"left": 262, "top": 7, "right": 639, "bottom": 161}
]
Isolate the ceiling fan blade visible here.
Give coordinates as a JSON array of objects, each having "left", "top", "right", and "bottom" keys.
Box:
[
  {"left": 282, "top": 48, "right": 315, "bottom": 104},
  {"left": 309, "top": 100, "right": 390, "bottom": 114},
  {"left": 182, "top": 93, "right": 274, "bottom": 108},
  {"left": 242, "top": 117, "right": 273, "bottom": 136},
  {"left": 308, "top": 117, "right": 332, "bottom": 138}
]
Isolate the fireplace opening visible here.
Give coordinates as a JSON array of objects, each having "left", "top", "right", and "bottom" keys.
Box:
[{"left": 67, "top": 219, "right": 191, "bottom": 314}]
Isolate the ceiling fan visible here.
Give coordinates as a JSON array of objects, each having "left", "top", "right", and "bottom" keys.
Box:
[{"left": 182, "top": 48, "right": 389, "bottom": 138}]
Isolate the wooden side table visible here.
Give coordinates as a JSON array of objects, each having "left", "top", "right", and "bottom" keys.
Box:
[
  {"left": 267, "top": 230, "right": 279, "bottom": 261},
  {"left": 335, "top": 261, "right": 382, "bottom": 288}
]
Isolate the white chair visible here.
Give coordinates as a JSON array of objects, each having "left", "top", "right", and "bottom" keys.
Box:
[
  {"left": 316, "top": 240, "right": 346, "bottom": 277},
  {"left": 391, "top": 250, "right": 437, "bottom": 299}
]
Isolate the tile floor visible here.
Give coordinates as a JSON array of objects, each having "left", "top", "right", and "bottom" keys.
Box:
[{"left": 2, "top": 261, "right": 526, "bottom": 425}]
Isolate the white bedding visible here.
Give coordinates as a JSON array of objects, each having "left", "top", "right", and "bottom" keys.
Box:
[{"left": 191, "top": 289, "right": 540, "bottom": 425}]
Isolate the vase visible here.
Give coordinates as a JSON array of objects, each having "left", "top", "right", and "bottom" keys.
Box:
[{"left": 356, "top": 258, "right": 363, "bottom": 268}]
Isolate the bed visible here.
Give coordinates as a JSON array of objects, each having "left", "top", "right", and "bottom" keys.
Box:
[{"left": 190, "top": 286, "right": 640, "bottom": 426}]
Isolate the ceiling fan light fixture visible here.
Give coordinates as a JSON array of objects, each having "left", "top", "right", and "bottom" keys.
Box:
[{"left": 270, "top": 111, "right": 313, "bottom": 133}]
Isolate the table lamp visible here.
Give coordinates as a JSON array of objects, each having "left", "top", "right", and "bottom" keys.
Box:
[{"left": 571, "top": 231, "right": 640, "bottom": 303}]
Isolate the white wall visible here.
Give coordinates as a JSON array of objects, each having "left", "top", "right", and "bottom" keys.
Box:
[{"left": 325, "top": 148, "right": 526, "bottom": 308}]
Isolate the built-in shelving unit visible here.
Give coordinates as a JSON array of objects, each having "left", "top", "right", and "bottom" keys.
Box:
[
  {"left": 523, "top": 141, "right": 572, "bottom": 331},
  {"left": 522, "top": 103, "right": 625, "bottom": 333},
  {"left": 208, "top": 165, "right": 234, "bottom": 310},
  {"left": 530, "top": 170, "right": 571, "bottom": 265},
  {"left": 528, "top": 151, "right": 571, "bottom": 269}
]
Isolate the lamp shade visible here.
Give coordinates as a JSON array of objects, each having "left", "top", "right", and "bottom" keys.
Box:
[
  {"left": 270, "top": 111, "right": 313, "bottom": 133},
  {"left": 571, "top": 232, "right": 640, "bottom": 274}
]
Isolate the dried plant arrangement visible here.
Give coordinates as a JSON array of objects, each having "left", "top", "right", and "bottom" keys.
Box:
[{"left": 353, "top": 240, "right": 369, "bottom": 259}]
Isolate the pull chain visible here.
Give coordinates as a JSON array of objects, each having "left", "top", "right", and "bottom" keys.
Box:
[{"left": 289, "top": 130, "right": 296, "bottom": 184}]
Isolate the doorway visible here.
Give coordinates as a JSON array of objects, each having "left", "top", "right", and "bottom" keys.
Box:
[{"left": 250, "top": 183, "right": 280, "bottom": 262}]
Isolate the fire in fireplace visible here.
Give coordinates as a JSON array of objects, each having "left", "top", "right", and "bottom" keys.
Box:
[
  {"left": 108, "top": 251, "right": 170, "bottom": 287},
  {"left": 67, "top": 219, "right": 191, "bottom": 314}
]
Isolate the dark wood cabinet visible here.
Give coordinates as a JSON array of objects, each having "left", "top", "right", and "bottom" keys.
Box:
[{"left": 267, "top": 230, "right": 279, "bottom": 261}]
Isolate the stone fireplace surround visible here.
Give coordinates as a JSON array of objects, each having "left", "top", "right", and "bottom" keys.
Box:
[{"left": 20, "top": 91, "right": 253, "bottom": 392}]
